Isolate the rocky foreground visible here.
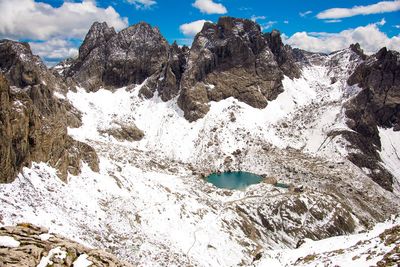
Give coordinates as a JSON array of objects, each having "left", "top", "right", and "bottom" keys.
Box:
[{"left": 0, "top": 223, "right": 132, "bottom": 266}]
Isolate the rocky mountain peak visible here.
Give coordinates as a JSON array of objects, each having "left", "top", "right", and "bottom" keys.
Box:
[
  {"left": 217, "top": 16, "right": 261, "bottom": 35},
  {"left": 0, "top": 40, "right": 50, "bottom": 88},
  {"left": 344, "top": 47, "right": 400, "bottom": 191},
  {"left": 117, "top": 21, "right": 165, "bottom": 45},
  {"left": 177, "top": 17, "right": 302, "bottom": 121},
  {"left": 349, "top": 43, "right": 367, "bottom": 60},
  {"left": 264, "top": 30, "right": 301, "bottom": 79},
  {"left": 64, "top": 21, "right": 170, "bottom": 90},
  {"left": 78, "top": 21, "right": 116, "bottom": 61},
  {"left": 0, "top": 39, "right": 99, "bottom": 183}
]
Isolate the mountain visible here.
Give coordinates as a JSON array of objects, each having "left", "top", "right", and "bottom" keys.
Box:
[
  {"left": 0, "top": 40, "right": 98, "bottom": 182},
  {"left": 0, "top": 17, "right": 399, "bottom": 266}
]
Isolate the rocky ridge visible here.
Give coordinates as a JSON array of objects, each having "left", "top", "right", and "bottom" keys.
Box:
[
  {"left": 343, "top": 47, "right": 400, "bottom": 191},
  {"left": 60, "top": 17, "right": 300, "bottom": 121},
  {"left": 0, "top": 40, "right": 99, "bottom": 183}
]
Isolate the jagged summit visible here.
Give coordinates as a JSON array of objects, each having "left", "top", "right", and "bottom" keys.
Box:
[
  {"left": 55, "top": 17, "right": 303, "bottom": 121},
  {"left": 78, "top": 21, "right": 116, "bottom": 62}
]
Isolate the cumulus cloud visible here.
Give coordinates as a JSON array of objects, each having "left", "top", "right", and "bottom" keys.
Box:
[
  {"left": 29, "top": 39, "right": 79, "bottom": 66},
  {"left": 317, "top": 1, "right": 400, "bottom": 19},
  {"left": 179, "top": 20, "right": 211, "bottom": 36},
  {"left": 299, "top": 10, "right": 312, "bottom": 17},
  {"left": 192, "top": 0, "right": 227, "bottom": 14},
  {"left": 126, "top": 0, "right": 156, "bottom": 9},
  {"left": 0, "top": 0, "right": 128, "bottom": 40},
  {"left": 284, "top": 21, "right": 400, "bottom": 54}
]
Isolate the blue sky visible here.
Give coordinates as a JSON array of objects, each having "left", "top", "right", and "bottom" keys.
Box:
[{"left": 0, "top": 0, "right": 399, "bottom": 65}]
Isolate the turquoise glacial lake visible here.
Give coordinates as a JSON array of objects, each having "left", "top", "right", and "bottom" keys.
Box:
[{"left": 207, "top": 171, "right": 263, "bottom": 190}]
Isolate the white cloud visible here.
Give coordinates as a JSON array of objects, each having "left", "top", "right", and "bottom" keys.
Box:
[
  {"left": 250, "top": 15, "right": 266, "bottom": 22},
  {"left": 29, "top": 39, "right": 79, "bottom": 65},
  {"left": 395, "top": 25, "right": 400, "bottom": 28},
  {"left": 325, "top": 19, "right": 342, "bottom": 23},
  {"left": 126, "top": 0, "right": 156, "bottom": 9},
  {"left": 284, "top": 20, "right": 289, "bottom": 24},
  {"left": 192, "top": 0, "right": 227, "bottom": 14},
  {"left": 284, "top": 21, "right": 400, "bottom": 54},
  {"left": 179, "top": 20, "right": 211, "bottom": 36},
  {"left": 248, "top": 16, "right": 276, "bottom": 31},
  {"left": 299, "top": 10, "right": 312, "bottom": 17},
  {"left": 377, "top": 18, "right": 386, "bottom": 25},
  {"left": 317, "top": 1, "right": 400, "bottom": 19},
  {"left": 0, "top": 0, "right": 128, "bottom": 40},
  {"left": 260, "top": 21, "right": 277, "bottom": 31}
]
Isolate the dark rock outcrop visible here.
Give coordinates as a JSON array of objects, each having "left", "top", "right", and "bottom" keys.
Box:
[
  {"left": 264, "top": 30, "right": 301, "bottom": 79},
  {"left": 65, "top": 22, "right": 116, "bottom": 90},
  {"left": 139, "top": 42, "right": 188, "bottom": 101},
  {"left": 99, "top": 122, "right": 144, "bottom": 141},
  {"left": 0, "top": 223, "right": 133, "bottom": 266},
  {"left": 345, "top": 47, "right": 400, "bottom": 191},
  {"left": 0, "top": 40, "right": 98, "bottom": 183},
  {"left": 178, "top": 17, "right": 300, "bottom": 121},
  {"left": 66, "top": 21, "right": 175, "bottom": 92}
]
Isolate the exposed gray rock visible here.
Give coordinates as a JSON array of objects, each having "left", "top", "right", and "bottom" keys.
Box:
[
  {"left": 345, "top": 47, "right": 400, "bottom": 191},
  {"left": 66, "top": 21, "right": 171, "bottom": 92},
  {"left": 0, "top": 40, "right": 98, "bottom": 183},
  {"left": 139, "top": 42, "right": 188, "bottom": 101},
  {"left": 62, "top": 18, "right": 301, "bottom": 121},
  {"left": 178, "top": 17, "right": 300, "bottom": 121},
  {"left": 99, "top": 121, "right": 144, "bottom": 141},
  {"left": 264, "top": 30, "right": 301, "bottom": 79}
]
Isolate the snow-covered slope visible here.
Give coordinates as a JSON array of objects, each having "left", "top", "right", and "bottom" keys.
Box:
[
  {"left": 1, "top": 48, "right": 399, "bottom": 266},
  {"left": 255, "top": 215, "right": 400, "bottom": 267},
  {"left": 379, "top": 127, "right": 400, "bottom": 193}
]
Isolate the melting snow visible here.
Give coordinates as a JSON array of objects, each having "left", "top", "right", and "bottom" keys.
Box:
[
  {"left": 37, "top": 246, "right": 67, "bottom": 267},
  {"left": 0, "top": 236, "right": 20, "bottom": 248},
  {"left": 72, "top": 254, "right": 92, "bottom": 267}
]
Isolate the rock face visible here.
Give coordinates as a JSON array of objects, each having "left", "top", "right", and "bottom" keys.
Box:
[
  {"left": 345, "top": 47, "right": 400, "bottom": 191},
  {"left": 65, "top": 21, "right": 181, "bottom": 95},
  {"left": 0, "top": 223, "right": 132, "bottom": 266},
  {"left": 178, "top": 17, "right": 300, "bottom": 121},
  {"left": 139, "top": 42, "right": 189, "bottom": 101},
  {"left": 0, "top": 40, "right": 99, "bottom": 183}
]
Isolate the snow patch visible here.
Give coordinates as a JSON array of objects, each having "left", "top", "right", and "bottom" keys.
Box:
[
  {"left": 39, "top": 233, "right": 53, "bottom": 241},
  {"left": 73, "top": 254, "right": 92, "bottom": 267},
  {"left": 379, "top": 127, "right": 400, "bottom": 193},
  {"left": 37, "top": 246, "right": 67, "bottom": 267},
  {"left": 0, "top": 235, "right": 20, "bottom": 248},
  {"left": 53, "top": 91, "right": 65, "bottom": 100}
]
